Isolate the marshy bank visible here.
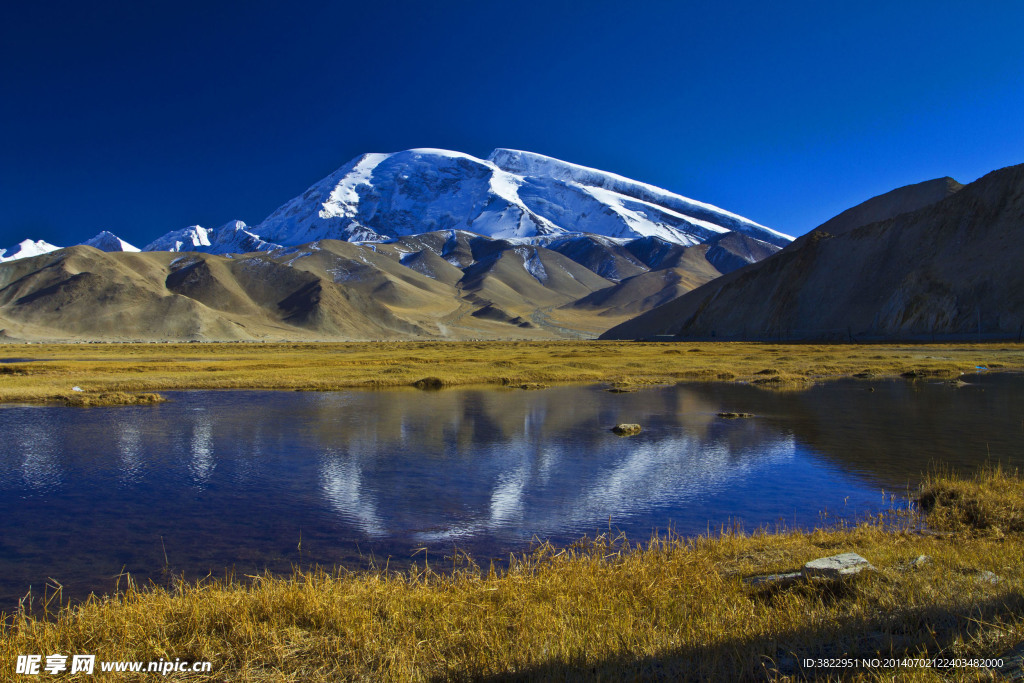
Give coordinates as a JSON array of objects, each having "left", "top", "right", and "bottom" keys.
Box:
[
  {"left": 2, "top": 467, "right": 1023, "bottom": 681},
  {"left": 1, "top": 340, "right": 1023, "bottom": 403}
]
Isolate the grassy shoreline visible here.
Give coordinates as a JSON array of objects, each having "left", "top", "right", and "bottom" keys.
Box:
[
  {"left": 2, "top": 340, "right": 1023, "bottom": 404},
  {"left": 2, "top": 468, "right": 1023, "bottom": 680},
  {"left": 4, "top": 341, "right": 1024, "bottom": 679}
]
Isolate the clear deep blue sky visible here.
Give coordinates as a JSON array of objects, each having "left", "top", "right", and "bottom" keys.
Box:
[{"left": 3, "top": 0, "right": 1023, "bottom": 248}]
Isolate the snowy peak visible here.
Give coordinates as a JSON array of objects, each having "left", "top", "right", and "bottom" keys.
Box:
[
  {"left": 253, "top": 148, "right": 789, "bottom": 249},
  {"left": 0, "top": 239, "right": 61, "bottom": 262},
  {"left": 256, "top": 148, "right": 558, "bottom": 245},
  {"left": 144, "top": 225, "right": 211, "bottom": 252},
  {"left": 81, "top": 231, "right": 140, "bottom": 252}
]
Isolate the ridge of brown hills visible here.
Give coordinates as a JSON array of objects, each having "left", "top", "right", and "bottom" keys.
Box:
[
  {"left": 601, "top": 163, "right": 1024, "bottom": 341},
  {"left": 0, "top": 231, "right": 774, "bottom": 341}
]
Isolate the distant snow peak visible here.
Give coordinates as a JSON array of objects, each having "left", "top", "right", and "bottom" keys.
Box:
[
  {"left": 0, "top": 238, "right": 61, "bottom": 262},
  {"left": 143, "top": 220, "right": 279, "bottom": 255},
  {"left": 144, "top": 225, "right": 210, "bottom": 252},
  {"left": 81, "top": 230, "right": 140, "bottom": 252}
]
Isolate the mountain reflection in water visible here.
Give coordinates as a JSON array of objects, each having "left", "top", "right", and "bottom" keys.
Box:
[{"left": 1, "top": 375, "right": 1021, "bottom": 605}]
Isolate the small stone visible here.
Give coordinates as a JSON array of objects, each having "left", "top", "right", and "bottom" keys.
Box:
[
  {"left": 611, "top": 423, "right": 642, "bottom": 436},
  {"left": 976, "top": 570, "right": 1002, "bottom": 584},
  {"left": 802, "top": 553, "right": 875, "bottom": 580},
  {"left": 743, "top": 572, "right": 802, "bottom": 588},
  {"left": 911, "top": 555, "right": 930, "bottom": 569}
]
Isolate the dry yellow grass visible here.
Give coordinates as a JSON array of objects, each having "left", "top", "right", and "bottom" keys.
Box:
[
  {"left": 919, "top": 464, "right": 1024, "bottom": 535},
  {"left": 1, "top": 340, "right": 1022, "bottom": 404},
  {"left": 53, "top": 391, "right": 167, "bottom": 407},
  {"left": 3, "top": 469, "right": 1024, "bottom": 681}
]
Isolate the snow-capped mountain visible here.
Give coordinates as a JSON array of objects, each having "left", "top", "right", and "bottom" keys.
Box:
[
  {"left": 251, "top": 148, "right": 791, "bottom": 248},
  {"left": 0, "top": 239, "right": 61, "bottom": 262},
  {"left": 81, "top": 231, "right": 140, "bottom": 252},
  {"left": 143, "top": 220, "right": 276, "bottom": 255}
]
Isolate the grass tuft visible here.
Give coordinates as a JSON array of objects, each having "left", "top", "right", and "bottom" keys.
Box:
[
  {"left": 411, "top": 376, "right": 446, "bottom": 390},
  {"left": 55, "top": 391, "right": 166, "bottom": 407},
  {"left": 918, "top": 464, "right": 1024, "bottom": 534}
]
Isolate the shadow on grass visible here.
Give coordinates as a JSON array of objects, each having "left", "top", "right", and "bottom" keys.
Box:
[{"left": 467, "top": 591, "right": 1023, "bottom": 682}]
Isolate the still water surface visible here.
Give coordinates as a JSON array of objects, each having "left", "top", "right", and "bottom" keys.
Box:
[{"left": 1, "top": 374, "right": 1021, "bottom": 605}]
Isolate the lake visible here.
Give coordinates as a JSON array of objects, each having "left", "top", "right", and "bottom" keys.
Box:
[{"left": 1, "top": 373, "right": 1021, "bottom": 606}]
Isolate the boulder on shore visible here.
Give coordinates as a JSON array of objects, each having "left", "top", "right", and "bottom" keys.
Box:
[{"left": 802, "top": 553, "right": 875, "bottom": 580}]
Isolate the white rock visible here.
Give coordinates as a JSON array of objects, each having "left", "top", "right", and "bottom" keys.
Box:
[
  {"left": 911, "top": 555, "right": 931, "bottom": 569},
  {"left": 802, "top": 553, "right": 875, "bottom": 580}
]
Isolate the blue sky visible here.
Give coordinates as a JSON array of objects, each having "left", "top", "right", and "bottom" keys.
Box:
[{"left": 2, "top": 0, "right": 1023, "bottom": 248}]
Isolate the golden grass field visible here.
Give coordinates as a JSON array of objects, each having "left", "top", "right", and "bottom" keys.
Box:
[
  {"left": 2, "top": 340, "right": 1023, "bottom": 404},
  {"left": 2, "top": 467, "right": 1024, "bottom": 681}
]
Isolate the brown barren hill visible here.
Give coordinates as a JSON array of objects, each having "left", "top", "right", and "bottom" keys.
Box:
[
  {"left": 601, "top": 164, "right": 1024, "bottom": 341},
  {"left": 0, "top": 230, "right": 761, "bottom": 341}
]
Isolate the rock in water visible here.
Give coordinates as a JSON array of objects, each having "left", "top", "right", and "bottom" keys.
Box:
[{"left": 612, "top": 423, "right": 642, "bottom": 436}]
